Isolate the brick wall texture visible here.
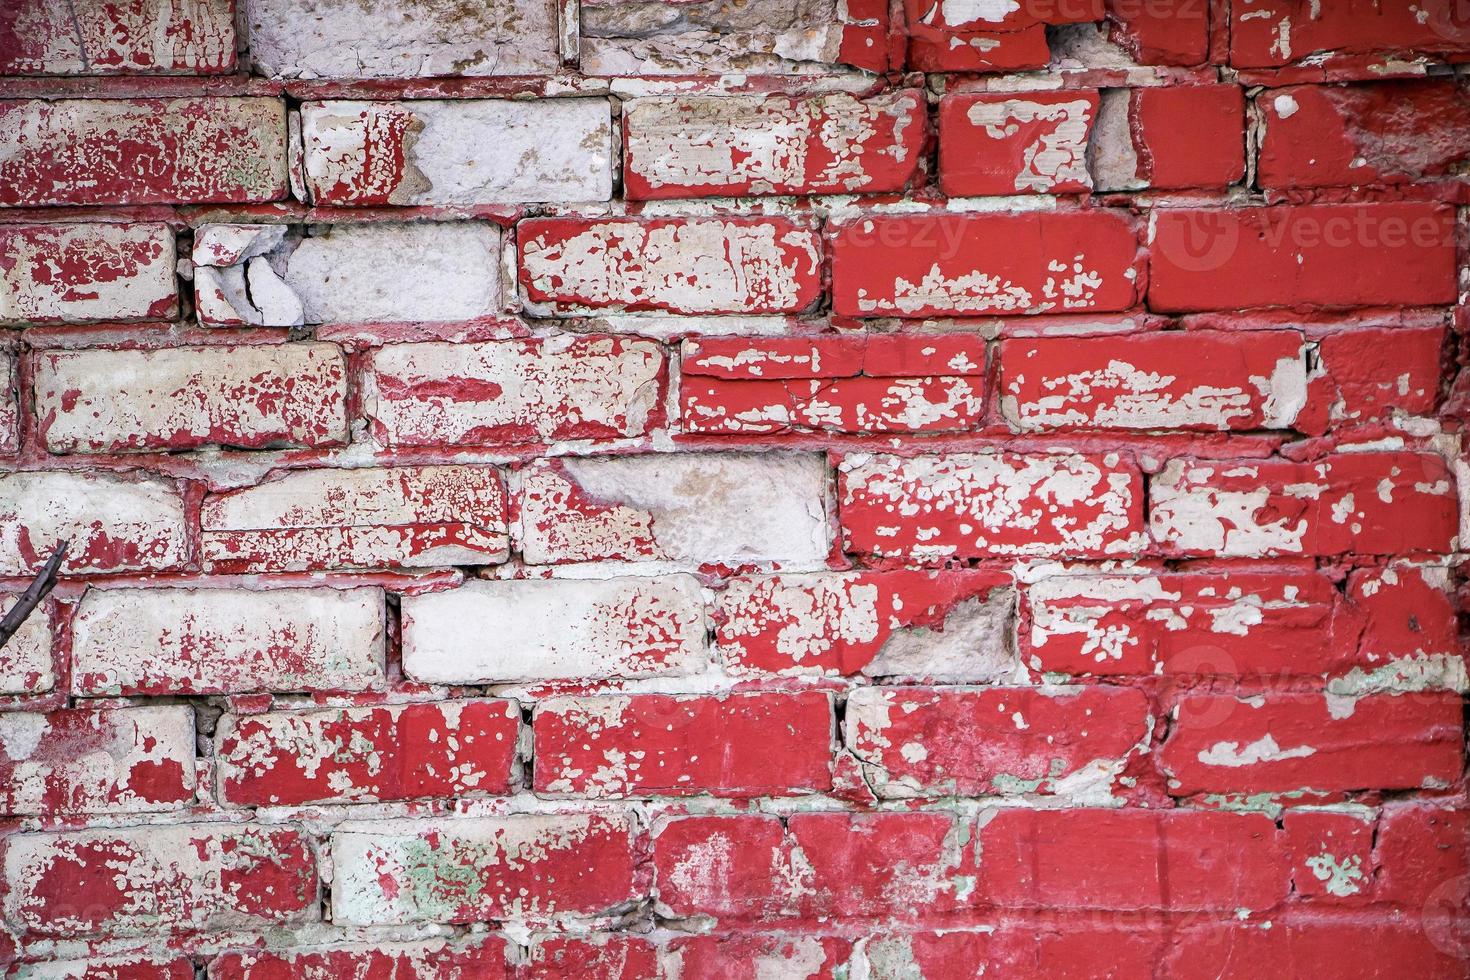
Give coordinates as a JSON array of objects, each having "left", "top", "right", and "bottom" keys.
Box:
[{"left": 0, "top": 1, "right": 1468, "bottom": 977}]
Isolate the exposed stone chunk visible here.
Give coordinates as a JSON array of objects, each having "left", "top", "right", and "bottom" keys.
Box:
[{"left": 194, "top": 222, "right": 502, "bottom": 326}]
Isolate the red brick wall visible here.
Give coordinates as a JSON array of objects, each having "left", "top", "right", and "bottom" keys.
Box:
[{"left": 0, "top": 0, "right": 1467, "bottom": 976}]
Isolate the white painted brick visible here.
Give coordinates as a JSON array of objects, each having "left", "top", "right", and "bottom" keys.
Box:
[
  {"left": 580, "top": 0, "right": 858, "bottom": 75},
  {"left": 282, "top": 223, "right": 502, "bottom": 324},
  {"left": 70, "top": 587, "right": 384, "bottom": 695},
  {"left": 0, "top": 352, "right": 18, "bottom": 454},
  {"left": 34, "top": 343, "right": 347, "bottom": 453},
  {"left": 623, "top": 91, "right": 925, "bottom": 198},
  {"left": 0, "top": 470, "right": 189, "bottom": 575},
  {"left": 362, "top": 337, "right": 664, "bottom": 447},
  {"left": 244, "top": 0, "right": 559, "bottom": 78},
  {"left": 330, "top": 813, "right": 634, "bottom": 925},
  {"left": 301, "top": 100, "right": 613, "bottom": 205},
  {"left": 515, "top": 453, "right": 831, "bottom": 567},
  {"left": 0, "top": 704, "right": 195, "bottom": 814},
  {"left": 202, "top": 465, "right": 509, "bottom": 571},
  {"left": 0, "top": 603, "right": 54, "bottom": 695},
  {"left": 401, "top": 576, "right": 707, "bottom": 683},
  {"left": 0, "top": 223, "right": 176, "bottom": 325}
]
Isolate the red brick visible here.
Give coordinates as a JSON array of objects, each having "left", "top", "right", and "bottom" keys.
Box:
[
  {"left": 1104, "top": 0, "right": 1209, "bottom": 65},
  {"left": 839, "top": 452, "right": 1144, "bottom": 560},
  {"left": 975, "top": 808, "right": 1288, "bottom": 911},
  {"left": 1128, "top": 85, "right": 1246, "bottom": 190},
  {"left": 1229, "top": 0, "right": 1470, "bottom": 68},
  {"left": 3, "top": 823, "right": 316, "bottom": 937},
  {"left": 938, "top": 91, "right": 1098, "bottom": 196},
  {"left": 903, "top": 0, "right": 1101, "bottom": 72},
  {"left": 519, "top": 217, "right": 822, "bottom": 314},
  {"left": 216, "top": 699, "right": 520, "bottom": 806},
  {"left": 0, "top": 223, "right": 176, "bottom": 326},
  {"left": 0, "top": 98, "right": 286, "bottom": 206},
  {"left": 1348, "top": 565, "right": 1462, "bottom": 669},
  {"left": 522, "top": 935, "right": 657, "bottom": 979},
  {"left": 682, "top": 374, "right": 985, "bottom": 434},
  {"left": 854, "top": 931, "right": 994, "bottom": 978},
  {"left": 1021, "top": 569, "right": 1365, "bottom": 679},
  {"left": 998, "top": 330, "right": 1310, "bottom": 432},
  {"left": 681, "top": 336, "right": 870, "bottom": 379},
  {"left": 534, "top": 692, "right": 833, "bottom": 798},
  {"left": 908, "top": 26, "right": 1050, "bottom": 73},
  {"left": 202, "top": 465, "right": 508, "bottom": 573},
  {"left": 1169, "top": 915, "right": 1467, "bottom": 978},
  {"left": 0, "top": 0, "right": 234, "bottom": 75},
  {"left": 1314, "top": 324, "right": 1445, "bottom": 425},
  {"left": 665, "top": 934, "right": 851, "bottom": 978},
  {"left": 1158, "top": 693, "right": 1465, "bottom": 795},
  {"left": 861, "top": 334, "right": 990, "bottom": 376},
  {"left": 1283, "top": 809, "right": 1374, "bottom": 901},
  {"left": 35, "top": 343, "right": 348, "bottom": 453},
  {"left": 845, "top": 685, "right": 1150, "bottom": 797},
  {"left": 209, "top": 938, "right": 512, "bottom": 980},
  {"left": 1374, "top": 804, "right": 1470, "bottom": 909},
  {"left": 652, "top": 811, "right": 973, "bottom": 922},
  {"left": 0, "top": 704, "right": 194, "bottom": 815},
  {"left": 623, "top": 90, "right": 927, "bottom": 199},
  {"left": 361, "top": 338, "right": 665, "bottom": 447},
  {"left": 1149, "top": 452, "right": 1458, "bottom": 558},
  {"left": 681, "top": 334, "right": 988, "bottom": 434},
  {"left": 330, "top": 814, "right": 638, "bottom": 925},
  {"left": 715, "top": 569, "right": 1013, "bottom": 679},
  {"left": 832, "top": 211, "right": 1142, "bottom": 318},
  {"left": 1148, "top": 203, "right": 1458, "bottom": 312},
  {"left": 1259, "top": 79, "right": 1470, "bottom": 190},
  {"left": 0, "top": 470, "right": 188, "bottom": 576},
  {"left": 683, "top": 335, "right": 987, "bottom": 380}
]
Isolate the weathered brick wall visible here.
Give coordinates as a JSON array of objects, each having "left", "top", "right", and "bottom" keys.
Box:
[{"left": 0, "top": 0, "right": 1468, "bottom": 976}]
